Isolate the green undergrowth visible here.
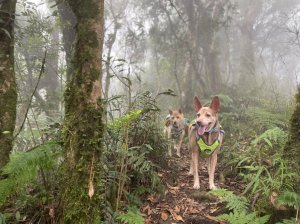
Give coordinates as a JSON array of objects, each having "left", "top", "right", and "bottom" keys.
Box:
[
  {"left": 214, "top": 92, "right": 299, "bottom": 223},
  {"left": 0, "top": 140, "right": 62, "bottom": 223},
  {"left": 211, "top": 188, "right": 270, "bottom": 224},
  {"left": 102, "top": 91, "right": 168, "bottom": 223}
]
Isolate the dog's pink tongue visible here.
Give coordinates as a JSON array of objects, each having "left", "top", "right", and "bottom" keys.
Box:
[{"left": 197, "top": 126, "right": 206, "bottom": 136}]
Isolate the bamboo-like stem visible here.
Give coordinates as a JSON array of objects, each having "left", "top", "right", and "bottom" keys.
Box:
[{"left": 115, "top": 72, "right": 132, "bottom": 211}]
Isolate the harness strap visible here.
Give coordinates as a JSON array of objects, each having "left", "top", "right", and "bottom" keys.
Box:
[{"left": 196, "top": 126, "right": 224, "bottom": 158}]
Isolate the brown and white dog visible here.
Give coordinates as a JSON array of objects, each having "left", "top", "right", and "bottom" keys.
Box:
[
  {"left": 164, "top": 109, "right": 186, "bottom": 157},
  {"left": 188, "top": 96, "right": 224, "bottom": 190}
]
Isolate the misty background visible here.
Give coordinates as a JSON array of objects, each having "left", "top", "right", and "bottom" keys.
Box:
[{"left": 13, "top": 0, "right": 300, "bottom": 150}]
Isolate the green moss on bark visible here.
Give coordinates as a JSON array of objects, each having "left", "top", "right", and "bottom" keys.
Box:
[
  {"left": 284, "top": 87, "right": 300, "bottom": 191},
  {"left": 62, "top": 105, "right": 104, "bottom": 224},
  {"left": 60, "top": 0, "right": 104, "bottom": 222},
  {"left": 0, "top": 0, "right": 17, "bottom": 170}
]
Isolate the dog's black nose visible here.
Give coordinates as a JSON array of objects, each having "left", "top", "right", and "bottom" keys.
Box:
[
  {"left": 174, "top": 121, "right": 177, "bottom": 125},
  {"left": 197, "top": 121, "right": 202, "bottom": 126}
]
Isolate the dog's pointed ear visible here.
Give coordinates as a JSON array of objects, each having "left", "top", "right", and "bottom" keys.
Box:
[
  {"left": 194, "top": 96, "right": 202, "bottom": 112},
  {"left": 169, "top": 109, "right": 173, "bottom": 115},
  {"left": 178, "top": 108, "right": 182, "bottom": 114},
  {"left": 210, "top": 96, "right": 220, "bottom": 113}
]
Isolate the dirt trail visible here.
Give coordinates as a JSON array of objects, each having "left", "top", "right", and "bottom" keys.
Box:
[{"left": 141, "top": 145, "right": 242, "bottom": 224}]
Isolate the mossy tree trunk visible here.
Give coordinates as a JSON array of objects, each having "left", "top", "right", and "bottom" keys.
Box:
[
  {"left": 284, "top": 87, "right": 300, "bottom": 192},
  {"left": 60, "top": 0, "right": 104, "bottom": 223},
  {"left": 0, "top": 0, "right": 17, "bottom": 170}
]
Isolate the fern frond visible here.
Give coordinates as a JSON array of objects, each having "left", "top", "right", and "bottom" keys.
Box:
[
  {"left": 246, "top": 107, "right": 287, "bottom": 130},
  {"left": 277, "top": 191, "right": 300, "bottom": 208},
  {"left": 116, "top": 206, "right": 144, "bottom": 224},
  {"left": 0, "top": 141, "right": 61, "bottom": 206},
  {"left": 217, "top": 211, "right": 270, "bottom": 224},
  {"left": 276, "top": 218, "right": 299, "bottom": 224},
  {"left": 108, "top": 109, "right": 143, "bottom": 131},
  {"left": 210, "top": 189, "right": 249, "bottom": 212},
  {"left": 251, "top": 127, "right": 287, "bottom": 148}
]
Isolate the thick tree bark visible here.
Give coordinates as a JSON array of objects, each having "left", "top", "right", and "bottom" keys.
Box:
[
  {"left": 60, "top": 0, "right": 104, "bottom": 223},
  {"left": 0, "top": 0, "right": 17, "bottom": 170},
  {"left": 284, "top": 87, "right": 300, "bottom": 192}
]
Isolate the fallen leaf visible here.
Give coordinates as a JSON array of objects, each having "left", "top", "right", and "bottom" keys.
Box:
[
  {"left": 206, "top": 215, "right": 225, "bottom": 223},
  {"left": 161, "top": 211, "right": 169, "bottom": 221},
  {"left": 174, "top": 205, "right": 180, "bottom": 214},
  {"left": 187, "top": 207, "right": 200, "bottom": 214},
  {"left": 173, "top": 213, "right": 184, "bottom": 222},
  {"left": 49, "top": 208, "right": 55, "bottom": 218},
  {"left": 147, "top": 194, "right": 157, "bottom": 203},
  {"left": 169, "top": 189, "right": 178, "bottom": 195},
  {"left": 142, "top": 204, "right": 153, "bottom": 215},
  {"left": 166, "top": 183, "right": 179, "bottom": 190},
  {"left": 209, "top": 207, "right": 219, "bottom": 214}
]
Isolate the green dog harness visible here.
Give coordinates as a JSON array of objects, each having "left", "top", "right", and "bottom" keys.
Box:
[
  {"left": 195, "top": 126, "right": 224, "bottom": 158},
  {"left": 197, "top": 136, "right": 221, "bottom": 158}
]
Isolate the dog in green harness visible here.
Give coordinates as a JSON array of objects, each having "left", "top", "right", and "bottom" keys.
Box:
[{"left": 188, "top": 96, "right": 224, "bottom": 190}]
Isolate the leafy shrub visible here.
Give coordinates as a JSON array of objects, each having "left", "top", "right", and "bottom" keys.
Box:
[{"left": 103, "top": 92, "right": 167, "bottom": 222}]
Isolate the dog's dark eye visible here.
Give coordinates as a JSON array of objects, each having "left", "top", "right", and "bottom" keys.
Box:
[
  {"left": 176, "top": 116, "right": 179, "bottom": 119},
  {"left": 206, "top": 114, "right": 211, "bottom": 117},
  {"left": 171, "top": 117, "right": 174, "bottom": 120},
  {"left": 197, "top": 114, "right": 200, "bottom": 117}
]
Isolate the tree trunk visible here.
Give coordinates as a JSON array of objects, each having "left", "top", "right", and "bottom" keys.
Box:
[
  {"left": 181, "top": 0, "right": 198, "bottom": 112},
  {"left": 0, "top": 0, "right": 17, "bottom": 170},
  {"left": 284, "top": 87, "right": 300, "bottom": 192},
  {"left": 60, "top": 0, "right": 105, "bottom": 223},
  {"left": 43, "top": 28, "right": 60, "bottom": 120}
]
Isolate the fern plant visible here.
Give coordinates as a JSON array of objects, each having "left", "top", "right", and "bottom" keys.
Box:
[
  {"left": 116, "top": 206, "right": 144, "bottom": 224},
  {"left": 251, "top": 127, "right": 287, "bottom": 148},
  {"left": 276, "top": 218, "right": 299, "bottom": 224},
  {"left": 217, "top": 211, "right": 270, "bottom": 224},
  {"left": 103, "top": 92, "right": 167, "bottom": 222},
  {"left": 0, "top": 141, "right": 61, "bottom": 206},
  {"left": 211, "top": 189, "right": 270, "bottom": 224},
  {"left": 210, "top": 188, "right": 249, "bottom": 212},
  {"left": 276, "top": 191, "right": 300, "bottom": 222},
  {"left": 232, "top": 127, "right": 295, "bottom": 198}
]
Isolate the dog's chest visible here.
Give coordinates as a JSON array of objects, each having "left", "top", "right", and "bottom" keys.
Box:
[{"left": 171, "top": 128, "right": 183, "bottom": 139}]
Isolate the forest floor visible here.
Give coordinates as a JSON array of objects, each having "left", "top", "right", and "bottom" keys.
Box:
[{"left": 141, "top": 145, "right": 244, "bottom": 224}]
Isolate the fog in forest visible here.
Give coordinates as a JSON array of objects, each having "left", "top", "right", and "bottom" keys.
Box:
[
  {"left": 14, "top": 0, "right": 300, "bottom": 134},
  {"left": 1, "top": 0, "right": 300, "bottom": 223}
]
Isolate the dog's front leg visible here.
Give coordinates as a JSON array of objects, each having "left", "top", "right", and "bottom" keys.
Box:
[
  {"left": 175, "top": 132, "right": 184, "bottom": 157},
  {"left": 193, "top": 149, "right": 200, "bottom": 189},
  {"left": 175, "top": 141, "right": 181, "bottom": 157},
  {"left": 188, "top": 145, "right": 194, "bottom": 175},
  {"left": 208, "top": 153, "right": 218, "bottom": 190},
  {"left": 167, "top": 130, "right": 172, "bottom": 157}
]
